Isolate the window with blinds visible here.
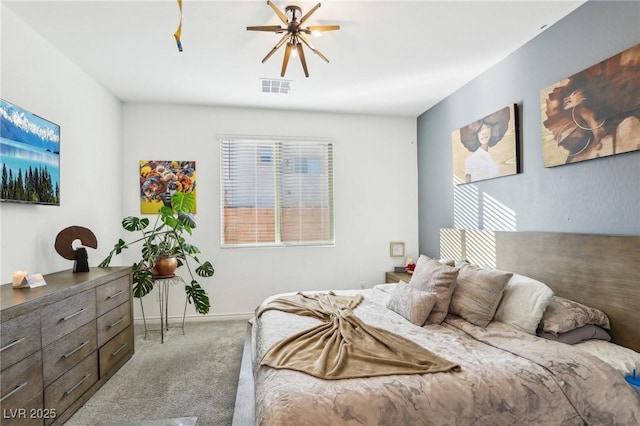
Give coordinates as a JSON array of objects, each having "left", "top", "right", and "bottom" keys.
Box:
[{"left": 220, "top": 137, "right": 334, "bottom": 247}]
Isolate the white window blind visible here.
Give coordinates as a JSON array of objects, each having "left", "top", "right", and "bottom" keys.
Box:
[{"left": 220, "top": 137, "right": 334, "bottom": 247}]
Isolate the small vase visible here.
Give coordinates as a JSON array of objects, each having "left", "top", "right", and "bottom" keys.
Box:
[{"left": 152, "top": 256, "right": 178, "bottom": 278}]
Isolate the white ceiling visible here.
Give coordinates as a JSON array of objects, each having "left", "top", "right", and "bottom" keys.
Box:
[{"left": 4, "top": 0, "right": 585, "bottom": 117}]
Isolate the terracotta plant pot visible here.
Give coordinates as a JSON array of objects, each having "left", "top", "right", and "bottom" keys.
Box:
[{"left": 152, "top": 256, "right": 178, "bottom": 278}]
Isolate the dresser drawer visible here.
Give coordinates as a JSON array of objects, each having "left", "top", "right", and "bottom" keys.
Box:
[
  {"left": 43, "top": 321, "right": 97, "bottom": 386},
  {"left": 95, "top": 276, "right": 130, "bottom": 317},
  {"left": 0, "top": 393, "right": 44, "bottom": 426},
  {"left": 0, "top": 351, "right": 43, "bottom": 411},
  {"left": 99, "top": 325, "right": 133, "bottom": 378},
  {"left": 96, "top": 300, "right": 131, "bottom": 347},
  {"left": 44, "top": 353, "right": 97, "bottom": 422},
  {"left": 41, "top": 290, "right": 96, "bottom": 347},
  {"left": 1, "top": 310, "right": 41, "bottom": 370}
]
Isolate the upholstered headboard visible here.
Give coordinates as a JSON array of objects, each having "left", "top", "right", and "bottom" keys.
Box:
[{"left": 440, "top": 229, "right": 640, "bottom": 353}]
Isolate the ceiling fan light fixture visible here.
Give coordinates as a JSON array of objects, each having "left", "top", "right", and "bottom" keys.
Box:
[{"left": 247, "top": 1, "right": 340, "bottom": 78}]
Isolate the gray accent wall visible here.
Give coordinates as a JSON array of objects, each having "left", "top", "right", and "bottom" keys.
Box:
[{"left": 417, "top": 1, "right": 640, "bottom": 257}]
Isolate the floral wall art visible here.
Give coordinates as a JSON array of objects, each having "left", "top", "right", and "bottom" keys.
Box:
[
  {"left": 139, "top": 160, "right": 196, "bottom": 214},
  {"left": 451, "top": 104, "right": 519, "bottom": 184},
  {"left": 540, "top": 43, "right": 640, "bottom": 167}
]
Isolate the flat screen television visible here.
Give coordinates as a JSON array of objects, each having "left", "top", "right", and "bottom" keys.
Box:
[{"left": 1, "top": 99, "right": 60, "bottom": 205}]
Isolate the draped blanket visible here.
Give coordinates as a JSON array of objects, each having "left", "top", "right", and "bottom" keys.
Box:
[{"left": 255, "top": 291, "right": 460, "bottom": 380}]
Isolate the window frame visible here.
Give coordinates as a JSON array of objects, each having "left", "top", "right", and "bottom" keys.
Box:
[{"left": 219, "top": 135, "right": 335, "bottom": 248}]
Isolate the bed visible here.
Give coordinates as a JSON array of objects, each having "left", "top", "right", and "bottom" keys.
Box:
[{"left": 244, "top": 230, "right": 640, "bottom": 425}]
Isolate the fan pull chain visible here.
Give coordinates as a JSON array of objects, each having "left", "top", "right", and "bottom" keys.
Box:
[{"left": 174, "top": 0, "right": 183, "bottom": 52}]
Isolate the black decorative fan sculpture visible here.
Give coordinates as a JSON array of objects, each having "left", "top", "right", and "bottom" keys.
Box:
[{"left": 247, "top": 1, "right": 340, "bottom": 77}]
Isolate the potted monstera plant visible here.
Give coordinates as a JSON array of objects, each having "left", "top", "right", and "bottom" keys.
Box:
[{"left": 99, "top": 191, "right": 214, "bottom": 314}]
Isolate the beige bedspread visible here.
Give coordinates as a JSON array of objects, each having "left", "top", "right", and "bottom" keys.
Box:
[
  {"left": 252, "top": 286, "right": 640, "bottom": 425},
  {"left": 256, "top": 291, "right": 460, "bottom": 380}
]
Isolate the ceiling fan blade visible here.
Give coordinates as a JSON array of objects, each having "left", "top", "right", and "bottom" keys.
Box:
[
  {"left": 296, "top": 43, "right": 309, "bottom": 78},
  {"left": 281, "top": 43, "right": 293, "bottom": 77},
  {"left": 299, "top": 2, "right": 321, "bottom": 25},
  {"left": 247, "top": 25, "right": 285, "bottom": 32},
  {"left": 306, "top": 25, "right": 340, "bottom": 32},
  {"left": 261, "top": 33, "right": 291, "bottom": 63},
  {"left": 298, "top": 33, "right": 330, "bottom": 63},
  {"left": 267, "top": 0, "right": 289, "bottom": 24},
  {"left": 311, "top": 46, "right": 329, "bottom": 63}
]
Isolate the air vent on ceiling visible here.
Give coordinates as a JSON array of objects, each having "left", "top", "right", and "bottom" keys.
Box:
[{"left": 261, "top": 78, "right": 291, "bottom": 94}]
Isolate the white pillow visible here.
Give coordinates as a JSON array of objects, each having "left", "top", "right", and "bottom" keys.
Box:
[
  {"left": 574, "top": 340, "right": 640, "bottom": 376},
  {"left": 494, "top": 273, "right": 554, "bottom": 334}
]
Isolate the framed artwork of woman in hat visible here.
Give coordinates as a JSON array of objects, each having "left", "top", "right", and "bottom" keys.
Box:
[{"left": 451, "top": 104, "right": 519, "bottom": 184}]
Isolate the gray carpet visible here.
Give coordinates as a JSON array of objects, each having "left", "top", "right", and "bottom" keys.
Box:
[{"left": 65, "top": 320, "right": 248, "bottom": 426}]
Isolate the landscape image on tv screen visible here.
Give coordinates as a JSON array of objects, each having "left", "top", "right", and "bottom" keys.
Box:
[{"left": 1, "top": 99, "right": 60, "bottom": 205}]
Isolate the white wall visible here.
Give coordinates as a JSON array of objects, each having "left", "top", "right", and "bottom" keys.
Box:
[
  {"left": 1, "top": 5, "right": 418, "bottom": 321},
  {"left": 1, "top": 6, "right": 123, "bottom": 281},
  {"left": 120, "top": 104, "right": 418, "bottom": 319}
]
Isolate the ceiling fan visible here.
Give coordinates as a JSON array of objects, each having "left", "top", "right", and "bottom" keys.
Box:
[{"left": 247, "top": 1, "right": 340, "bottom": 78}]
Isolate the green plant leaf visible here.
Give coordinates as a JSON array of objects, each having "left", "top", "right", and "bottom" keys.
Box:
[
  {"left": 177, "top": 211, "right": 196, "bottom": 230},
  {"left": 171, "top": 191, "right": 196, "bottom": 213},
  {"left": 132, "top": 265, "right": 154, "bottom": 298},
  {"left": 122, "top": 216, "right": 149, "bottom": 232},
  {"left": 182, "top": 242, "right": 200, "bottom": 255},
  {"left": 98, "top": 253, "right": 113, "bottom": 268},
  {"left": 185, "top": 280, "right": 210, "bottom": 314},
  {"left": 196, "top": 261, "right": 215, "bottom": 277},
  {"left": 162, "top": 214, "right": 178, "bottom": 229},
  {"left": 113, "top": 238, "right": 128, "bottom": 254}
]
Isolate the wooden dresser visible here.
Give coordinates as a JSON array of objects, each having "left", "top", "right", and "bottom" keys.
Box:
[{"left": 0, "top": 267, "right": 133, "bottom": 425}]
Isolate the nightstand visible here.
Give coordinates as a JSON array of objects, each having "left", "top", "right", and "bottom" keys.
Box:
[{"left": 385, "top": 271, "right": 413, "bottom": 283}]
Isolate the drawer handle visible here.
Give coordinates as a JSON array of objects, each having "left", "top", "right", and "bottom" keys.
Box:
[
  {"left": 0, "top": 337, "right": 26, "bottom": 352},
  {"left": 62, "top": 307, "right": 88, "bottom": 321},
  {"left": 112, "top": 342, "right": 128, "bottom": 357},
  {"left": 62, "top": 341, "right": 89, "bottom": 359},
  {"left": 109, "top": 317, "right": 126, "bottom": 328},
  {"left": 0, "top": 382, "right": 27, "bottom": 402},
  {"left": 107, "top": 289, "right": 126, "bottom": 300},
  {"left": 64, "top": 374, "right": 91, "bottom": 396}
]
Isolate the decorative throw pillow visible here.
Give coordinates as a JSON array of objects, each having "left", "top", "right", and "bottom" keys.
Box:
[
  {"left": 494, "top": 273, "right": 554, "bottom": 335},
  {"left": 386, "top": 281, "right": 437, "bottom": 326},
  {"left": 540, "top": 296, "right": 611, "bottom": 335},
  {"left": 537, "top": 324, "right": 611, "bottom": 345},
  {"left": 449, "top": 263, "right": 512, "bottom": 327},
  {"left": 408, "top": 255, "right": 460, "bottom": 324}
]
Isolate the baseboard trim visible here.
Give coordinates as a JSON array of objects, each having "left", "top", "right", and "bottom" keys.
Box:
[{"left": 133, "top": 312, "right": 254, "bottom": 324}]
